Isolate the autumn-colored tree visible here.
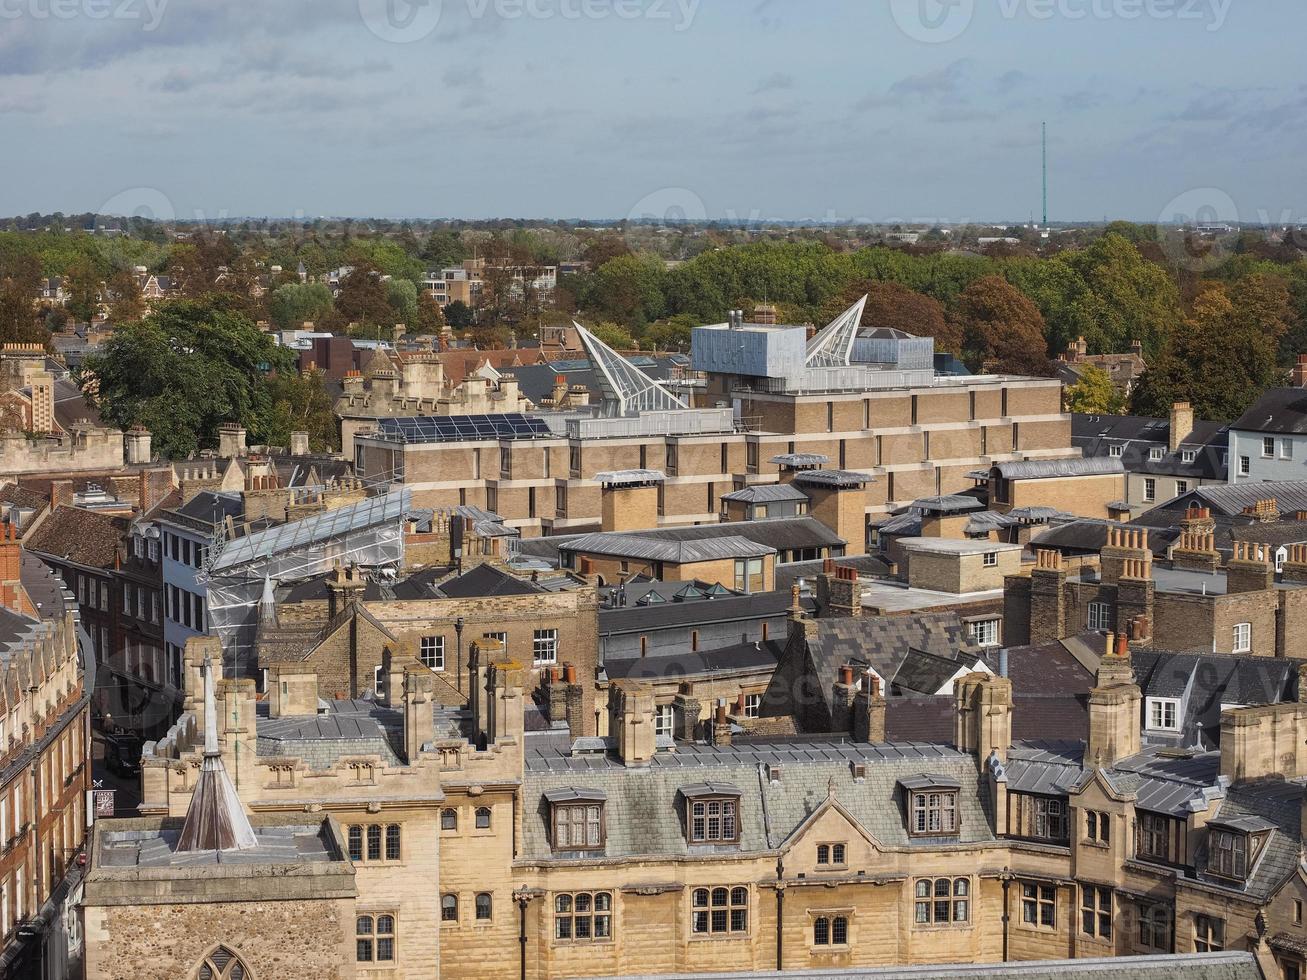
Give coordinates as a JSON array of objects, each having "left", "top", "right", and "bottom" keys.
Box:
[
  {"left": 412, "top": 290, "right": 446, "bottom": 336},
  {"left": 0, "top": 254, "right": 46, "bottom": 347},
  {"left": 955, "top": 276, "right": 1052, "bottom": 376},
  {"left": 335, "top": 260, "right": 392, "bottom": 330},
  {"left": 64, "top": 258, "right": 103, "bottom": 325},
  {"left": 1064, "top": 364, "right": 1124, "bottom": 415},
  {"left": 824, "top": 280, "right": 961, "bottom": 354},
  {"left": 1132, "top": 279, "right": 1286, "bottom": 420},
  {"left": 106, "top": 267, "right": 146, "bottom": 323}
]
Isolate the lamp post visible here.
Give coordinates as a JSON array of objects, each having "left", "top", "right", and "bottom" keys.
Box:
[{"left": 455, "top": 616, "right": 466, "bottom": 697}]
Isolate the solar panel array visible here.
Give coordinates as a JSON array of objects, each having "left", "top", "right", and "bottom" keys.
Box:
[{"left": 375, "top": 414, "right": 553, "bottom": 444}]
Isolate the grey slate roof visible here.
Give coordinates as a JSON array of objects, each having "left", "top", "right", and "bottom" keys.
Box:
[
  {"left": 792, "top": 469, "right": 872, "bottom": 488},
  {"left": 1030, "top": 519, "right": 1177, "bottom": 557},
  {"left": 719, "top": 484, "right": 810, "bottom": 504},
  {"left": 520, "top": 738, "right": 994, "bottom": 861},
  {"left": 256, "top": 699, "right": 403, "bottom": 769},
  {"left": 1232, "top": 387, "right": 1307, "bottom": 435},
  {"left": 561, "top": 531, "right": 774, "bottom": 563},
  {"left": 992, "top": 457, "right": 1124, "bottom": 480},
  {"left": 1170, "top": 480, "right": 1307, "bottom": 518},
  {"left": 435, "top": 563, "right": 543, "bottom": 598},
  {"left": 604, "top": 641, "right": 781, "bottom": 682}
]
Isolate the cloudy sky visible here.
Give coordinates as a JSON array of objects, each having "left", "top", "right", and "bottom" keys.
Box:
[{"left": 1, "top": 0, "right": 1302, "bottom": 223}]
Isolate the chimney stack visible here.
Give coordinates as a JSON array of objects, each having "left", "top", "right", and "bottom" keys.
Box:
[
  {"left": 1168, "top": 402, "right": 1194, "bottom": 453},
  {"left": 1294, "top": 354, "right": 1307, "bottom": 388},
  {"left": 289, "top": 430, "right": 310, "bottom": 456},
  {"left": 614, "top": 681, "right": 657, "bottom": 766}
]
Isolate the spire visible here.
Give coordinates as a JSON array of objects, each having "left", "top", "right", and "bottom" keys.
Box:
[
  {"left": 575, "top": 322, "right": 688, "bottom": 416},
  {"left": 259, "top": 574, "right": 278, "bottom": 628},
  {"left": 805, "top": 296, "right": 868, "bottom": 368},
  {"left": 176, "top": 657, "right": 258, "bottom": 853}
]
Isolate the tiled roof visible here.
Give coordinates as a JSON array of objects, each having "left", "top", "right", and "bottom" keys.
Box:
[{"left": 23, "top": 505, "right": 127, "bottom": 568}]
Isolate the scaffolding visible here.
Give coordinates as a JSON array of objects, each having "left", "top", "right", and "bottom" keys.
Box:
[{"left": 201, "top": 490, "right": 411, "bottom": 678}]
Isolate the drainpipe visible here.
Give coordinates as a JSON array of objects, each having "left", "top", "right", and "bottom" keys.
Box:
[
  {"left": 1001, "top": 873, "right": 1011, "bottom": 962},
  {"left": 515, "top": 889, "right": 530, "bottom": 980},
  {"left": 775, "top": 859, "right": 785, "bottom": 971}
]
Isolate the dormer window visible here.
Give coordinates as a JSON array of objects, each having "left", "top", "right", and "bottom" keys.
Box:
[
  {"left": 1109, "top": 445, "right": 1123, "bottom": 458},
  {"left": 1149, "top": 447, "right": 1164, "bottom": 461},
  {"left": 1208, "top": 828, "right": 1247, "bottom": 879},
  {"left": 1145, "top": 698, "right": 1179, "bottom": 733},
  {"left": 682, "top": 783, "right": 742, "bottom": 845},
  {"left": 1182, "top": 449, "right": 1197, "bottom": 464},
  {"left": 900, "top": 775, "right": 961, "bottom": 837},
  {"left": 545, "top": 788, "right": 606, "bottom": 852}
]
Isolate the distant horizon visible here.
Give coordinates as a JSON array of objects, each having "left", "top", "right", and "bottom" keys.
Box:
[{"left": 2, "top": 1, "right": 1301, "bottom": 226}]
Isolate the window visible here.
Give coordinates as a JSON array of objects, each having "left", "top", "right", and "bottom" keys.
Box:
[
  {"left": 980, "top": 551, "right": 999, "bottom": 570},
  {"left": 1137, "top": 812, "right": 1170, "bottom": 862},
  {"left": 441, "top": 894, "right": 458, "bottom": 922},
  {"left": 475, "top": 893, "right": 492, "bottom": 921},
  {"left": 1283, "top": 439, "right": 1294, "bottom": 460},
  {"left": 743, "top": 694, "right": 761, "bottom": 719},
  {"left": 475, "top": 807, "right": 492, "bottom": 830},
  {"left": 1143, "top": 478, "right": 1156, "bottom": 502},
  {"left": 1109, "top": 445, "right": 1123, "bottom": 458},
  {"left": 1208, "top": 828, "right": 1248, "bottom": 879},
  {"left": 1194, "top": 914, "right": 1224, "bottom": 952},
  {"left": 196, "top": 946, "right": 251, "bottom": 980},
  {"left": 1233, "top": 622, "right": 1252, "bottom": 654},
  {"left": 967, "top": 618, "right": 1000, "bottom": 648},
  {"left": 356, "top": 914, "right": 396, "bottom": 963},
  {"left": 1182, "top": 449, "right": 1197, "bottom": 463},
  {"left": 1146, "top": 698, "right": 1179, "bottom": 732},
  {"left": 1240, "top": 455, "right": 1250, "bottom": 475},
  {"left": 1013, "top": 795, "right": 1066, "bottom": 842},
  {"left": 440, "top": 808, "right": 457, "bottom": 831},
  {"left": 914, "top": 878, "right": 970, "bottom": 925},
  {"left": 910, "top": 791, "right": 958, "bottom": 836},
  {"left": 733, "top": 558, "right": 764, "bottom": 594},
  {"left": 1021, "top": 882, "right": 1056, "bottom": 929},
  {"left": 692, "top": 886, "right": 749, "bottom": 935},
  {"left": 1138, "top": 903, "right": 1170, "bottom": 951},
  {"left": 654, "top": 704, "right": 674, "bottom": 737},
  {"left": 1295, "top": 899, "right": 1303, "bottom": 926},
  {"left": 346, "top": 824, "right": 401, "bottom": 863},
  {"left": 1149, "top": 447, "right": 1163, "bottom": 461},
  {"left": 816, "top": 843, "right": 846, "bottom": 866},
  {"left": 553, "top": 803, "right": 603, "bottom": 850},
  {"left": 532, "top": 629, "right": 558, "bottom": 665},
  {"left": 1176, "top": 480, "right": 1189, "bottom": 495},
  {"left": 813, "top": 914, "right": 849, "bottom": 946},
  {"left": 1080, "top": 886, "right": 1112, "bottom": 939},
  {"left": 1085, "top": 810, "right": 1111, "bottom": 844},
  {"left": 1087, "top": 602, "right": 1112, "bottom": 632},
  {"left": 1264, "top": 437, "right": 1276, "bottom": 458},
  {"left": 556, "top": 891, "right": 612, "bottom": 942},
  {"left": 689, "top": 797, "right": 739, "bottom": 843},
  {"left": 419, "top": 635, "right": 445, "bottom": 671}
]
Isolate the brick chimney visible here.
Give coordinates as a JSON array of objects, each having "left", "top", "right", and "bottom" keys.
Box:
[
  {"left": 1284, "top": 544, "right": 1307, "bottom": 584},
  {"left": 1227, "top": 541, "right": 1275, "bottom": 595},
  {"left": 124, "top": 426, "right": 152, "bottom": 465},
  {"left": 403, "top": 662, "right": 436, "bottom": 761},
  {"left": 672, "top": 684, "right": 701, "bottom": 741},
  {"left": 1100, "top": 526, "right": 1149, "bottom": 587},
  {"left": 289, "top": 431, "right": 310, "bottom": 456},
  {"left": 853, "top": 674, "right": 887, "bottom": 744},
  {"left": 1242, "top": 498, "right": 1281, "bottom": 524},
  {"left": 1168, "top": 402, "right": 1194, "bottom": 453},
  {"left": 217, "top": 422, "right": 247, "bottom": 459},
  {"left": 1086, "top": 644, "right": 1141, "bottom": 769},
  {"left": 1293, "top": 354, "right": 1307, "bottom": 388},
  {"left": 1029, "top": 549, "right": 1068, "bottom": 643},
  {"left": 1220, "top": 702, "right": 1307, "bottom": 782},
  {"left": 816, "top": 563, "right": 862, "bottom": 618},
  {"left": 28, "top": 369, "right": 53, "bottom": 434}
]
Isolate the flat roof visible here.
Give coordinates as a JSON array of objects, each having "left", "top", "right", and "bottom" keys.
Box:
[
  {"left": 97, "top": 823, "right": 336, "bottom": 869},
  {"left": 900, "top": 538, "right": 1022, "bottom": 556}
]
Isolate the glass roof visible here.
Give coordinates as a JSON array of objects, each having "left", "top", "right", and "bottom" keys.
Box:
[{"left": 373, "top": 413, "right": 553, "bottom": 445}]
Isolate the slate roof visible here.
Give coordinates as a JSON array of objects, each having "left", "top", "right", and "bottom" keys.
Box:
[
  {"left": 1030, "top": 519, "right": 1177, "bottom": 557},
  {"left": 23, "top": 505, "right": 127, "bottom": 568},
  {"left": 719, "top": 484, "right": 810, "bottom": 505},
  {"left": 167, "top": 490, "right": 243, "bottom": 527},
  {"left": 892, "top": 646, "right": 981, "bottom": 696},
  {"left": 519, "top": 737, "right": 994, "bottom": 861},
  {"left": 604, "top": 640, "right": 781, "bottom": 682},
  {"left": 1072, "top": 412, "right": 1230, "bottom": 480},
  {"left": 561, "top": 532, "right": 774, "bottom": 564},
  {"left": 1169, "top": 480, "right": 1307, "bottom": 518},
  {"left": 992, "top": 457, "right": 1124, "bottom": 480},
  {"left": 519, "top": 518, "right": 844, "bottom": 567},
  {"left": 1232, "top": 387, "right": 1307, "bottom": 435},
  {"left": 435, "top": 563, "right": 543, "bottom": 598},
  {"left": 600, "top": 588, "right": 794, "bottom": 635},
  {"left": 792, "top": 469, "right": 872, "bottom": 488},
  {"left": 774, "top": 555, "right": 892, "bottom": 593}
]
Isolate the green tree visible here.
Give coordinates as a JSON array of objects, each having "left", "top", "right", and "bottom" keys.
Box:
[
  {"left": 387, "top": 278, "right": 419, "bottom": 328},
  {"left": 955, "top": 276, "right": 1052, "bottom": 376},
  {"left": 82, "top": 298, "right": 292, "bottom": 457},
  {"left": 580, "top": 254, "right": 667, "bottom": 326},
  {"left": 1064, "top": 364, "right": 1124, "bottom": 414},
  {"left": 262, "top": 368, "right": 339, "bottom": 452},
  {"left": 0, "top": 253, "right": 46, "bottom": 346},
  {"left": 590, "top": 321, "right": 635, "bottom": 350},
  {"left": 105, "top": 267, "right": 145, "bottom": 324},
  {"left": 643, "top": 313, "right": 697, "bottom": 351},
  {"left": 412, "top": 290, "right": 447, "bottom": 336},
  {"left": 444, "top": 300, "right": 474, "bottom": 329},
  {"left": 268, "top": 282, "right": 333, "bottom": 331},
  {"left": 64, "top": 258, "right": 103, "bottom": 325}
]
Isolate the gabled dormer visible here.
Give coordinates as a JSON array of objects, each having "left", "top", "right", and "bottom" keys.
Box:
[{"left": 1200, "top": 814, "right": 1276, "bottom": 886}]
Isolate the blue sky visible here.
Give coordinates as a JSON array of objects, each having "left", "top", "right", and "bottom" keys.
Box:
[{"left": 1, "top": 0, "right": 1302, "bottom": 223}]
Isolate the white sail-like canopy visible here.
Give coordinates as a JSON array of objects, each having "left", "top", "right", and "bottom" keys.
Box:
[
  {"left": 805, "top": 296, "right": 868, "bottom": 368},
  {"left": 576, "top": 322, "right": 688, "bottom": 416}
]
